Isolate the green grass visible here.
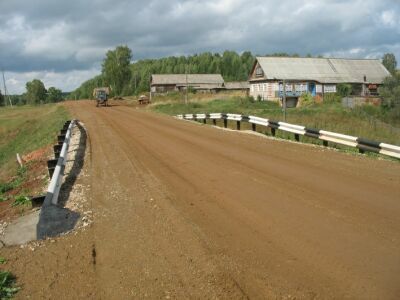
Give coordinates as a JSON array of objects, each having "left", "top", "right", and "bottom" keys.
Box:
[
  {"left": 0, "top": 104, "right": 70, "bottom": 181},
  {"left": 0, "top": 270, "right": 19, "bottom": 299},
  {"left": 151, "top": 97, "right": 400, "bottom": 145}
]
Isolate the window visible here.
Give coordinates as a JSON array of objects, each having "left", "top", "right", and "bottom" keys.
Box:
[{"left": 255, "top": 65, "right": 264, "bottom": 77}]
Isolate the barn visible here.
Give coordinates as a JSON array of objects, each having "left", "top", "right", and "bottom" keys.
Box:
[
  {"left": 249, "top": 57, "right": 390, "bottom": 105},
  {"left": 151, "top": 74, "right": 224, "bottom": 94}
]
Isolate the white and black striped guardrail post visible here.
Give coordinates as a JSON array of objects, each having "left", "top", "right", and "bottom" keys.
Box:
[
  {"left": 177, "top": 113, "right": 400, "bottom": 160},
  {"left": 30, "top": 120, "right": 75, "bottom": 208},
  {"left": 42, "top": 120, "right": 76, "bottom": 206}
]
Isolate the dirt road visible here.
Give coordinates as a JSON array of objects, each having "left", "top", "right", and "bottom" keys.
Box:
[{"left": 6, "top": 100, "right": 400, "bottom": 299}]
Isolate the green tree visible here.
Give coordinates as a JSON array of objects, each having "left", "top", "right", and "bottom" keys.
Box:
[
  {"left": 382, "top": 53, "right": 397, "bottom": 75},
  {"left": 102, "top": 45, "right": 132, "bottom": 96},
  {"left": 72, "top": 50, "right": 257, "bottom": 97},
  {"left": 0, "top": 89, "right": 4, "bottom": 106},
  {"left": 337, "top": 83, "right": 352, "bottom": 97},
  {"left": 47, "top": 87, "right": 63, "bottom": 103},
  {"left": 379, "top": 72, "right": 400, "bottom": 109},
  {"left": 26, "top": 79, "right": 47, "bottom": 104}
]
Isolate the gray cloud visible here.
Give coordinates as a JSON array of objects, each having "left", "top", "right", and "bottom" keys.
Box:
[{"left": 0, "top": 0, "right": 399, "bottom": 93}]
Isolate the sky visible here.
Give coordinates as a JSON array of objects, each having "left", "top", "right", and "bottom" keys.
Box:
[{"left": 0, "top": 0, "right": 399, "bottom": 94}]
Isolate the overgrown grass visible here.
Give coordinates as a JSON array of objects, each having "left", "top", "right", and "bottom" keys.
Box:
[
  {"left": 151, "top": 97, "right": 400, "bottom": 145},
  {"left": 0, "top": 104, "right": 70, "bottom": 181}
]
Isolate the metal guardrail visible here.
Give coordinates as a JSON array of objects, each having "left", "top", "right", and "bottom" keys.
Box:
[
  {"left": 41, "top": 120, "right": 76, "bottom": 206},
  {"left": 176, "top": 113, "right": 400, "bottom": 159}
]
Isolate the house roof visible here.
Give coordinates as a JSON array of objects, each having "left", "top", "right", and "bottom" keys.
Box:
[
  {"left": 252, "top": 57, "right": 390, "bottom": 84},
  {"left": 176, "top": 83, "right": 224, "bottom": 90},
  {"left": 151, "top": 74, "right": 224, "bottom": 85},
  {"left": 225, "top": 81, "right": 250, "bottom": 89}
]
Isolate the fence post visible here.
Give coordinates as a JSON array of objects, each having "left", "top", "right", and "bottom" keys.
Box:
[
  {"left": 236, "top": 121, "right": 240, "bottom": 130},
  {"left": 53, "top": 144, "right": 62, "bottom": 159},
  {"left": 252, "top": 123, "right": 256, "bottom": 131},
  {"left": 294, "top": 134, "right": 300, "bottom": 142},
  {"left": 47, "top": 159, "right": 58, "bottom": 178},
  {"left": 57, "top": 135, "right": 66, "bottom": 143},
  {"left": 323, "top": 140, "right": 328, "bottom": 147},
  {"left": 271, "top": 128, "right": 276, "bottom": 136},
  {"left": 224, "top": 119, "right": 227, "bottom": 128},
  {"left": 213, "top": 119, "right": 217, "bottom": 126}
]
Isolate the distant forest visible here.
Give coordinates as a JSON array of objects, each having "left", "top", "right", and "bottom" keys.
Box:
[{"left": 69, "top": 50, "right": 308, "bottom": 99}]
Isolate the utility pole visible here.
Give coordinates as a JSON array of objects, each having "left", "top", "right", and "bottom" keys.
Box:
[
  {"left": 134, "top": 73, "right": 137, "bottom": 91},
  {"left": 282, "top": 79, "right": 286, "bottom": 121},
  {"left": 185, "top": 66, "right": 188, "bottom": 105},
  {"left": 149, "top": 74, "right": 152, "bottom": 103},
  {"left": 2, "top": 69, "right": 12, "bottom": 107}
]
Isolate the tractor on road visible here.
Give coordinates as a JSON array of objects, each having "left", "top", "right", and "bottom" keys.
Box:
[{"left": 93, "top": 87, "right": 110, "bottom": 107}]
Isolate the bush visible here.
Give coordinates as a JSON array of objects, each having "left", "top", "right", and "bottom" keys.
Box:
[
  {"left": 299, "top": 92, "right": 314, "bottom": 106},
  {"left": 337, "top": 83, "right": 352, "bottom": 97},
  {"left": 187, "top": 86, "right": 197, "bottom": 94},
  {"left": 323, "top": 93, "right": 341, "bottom": 103},
  {"left": 12, "top": 195, "right": 31, "bottom": 207},
  {"left": 0, "top": 271, "right": 19, "bottom": 298}
]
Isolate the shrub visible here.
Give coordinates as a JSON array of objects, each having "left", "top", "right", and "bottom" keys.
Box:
[
  {"left": 337, "top": 83, "right": 352, "bottom": 97},
  {"left": 187, "top": 86, "right": 197, "bottom": 94},
  {"left": 0, "top": 271, "right": 19, "bottom": 298},
  {"left": 299, "top": 92, "right": 314, "bottom": 106},
  {"left": 323, "top": 93, "right": 341, "bottom": 103},
  {"left": 12, "top": 195, "right": 31, "bottom": 207}
]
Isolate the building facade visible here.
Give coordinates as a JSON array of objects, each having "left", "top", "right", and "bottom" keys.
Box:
[
  {"left": 151, "top": 74, "right": 225, "bottom": 94},
  {"left": 249, "top": 57, "right": 390, "bottom": 104}
]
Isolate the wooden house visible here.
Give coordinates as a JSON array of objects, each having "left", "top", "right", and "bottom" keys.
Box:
[
  {"left": 248, "top": 57, "right": 390, "bottom": 105},
  {"left": 224, "top": 81, "right": 250, "bottom": 92}
]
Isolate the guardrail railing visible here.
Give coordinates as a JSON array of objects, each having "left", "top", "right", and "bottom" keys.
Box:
[
  {"left": 31, "top": 120, "right": 76, "bottom": 207},
  {"left": 176, "top": 113, "right": 400, "bottom": 159}
]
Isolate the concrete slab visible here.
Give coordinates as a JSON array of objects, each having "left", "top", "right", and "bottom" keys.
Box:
[{"left": 1, "top": 210, "right": 40, "bottom": 246}]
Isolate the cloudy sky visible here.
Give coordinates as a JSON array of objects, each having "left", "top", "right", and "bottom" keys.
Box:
[{"left": 1, "top": 0, "right": 399, "bottom": 94}]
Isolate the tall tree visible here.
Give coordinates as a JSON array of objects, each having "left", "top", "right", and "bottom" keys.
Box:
[
  {"left": 102, "top": 45, "right": 132, "bottom": 96},
  {"left": 72, "top": 50, "right": 257, "bottom": 97},
  {"left": 0, "top": 89, "right": 4, "bottom": 106},
  {"left": 47, "top": 87, "right": 63, "bottom": 103},
  {"left": 382, "top": 53, "right": 397, "bottom": 75},
  {"left": 26, "top": 79, "right": 47, "bottom": 104},
  {"left": 378, "top": 72, "right": 400, "bottom": 109}
]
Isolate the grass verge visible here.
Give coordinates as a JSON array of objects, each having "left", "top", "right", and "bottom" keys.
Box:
[
  {"left": 0, "top": 104, "right": 70, "bottom": 181},
  {"left": 150, "top": 96, "right": 400, "bottom": 145}
]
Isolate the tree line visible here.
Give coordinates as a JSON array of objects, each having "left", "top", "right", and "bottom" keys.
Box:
[
  {"left": 69, "top": 47, "right": 257, "bottom": 99},
  {"left": 0, "top": 79, "right": 63, "bottom": 106},
  {"left": 70, "top": 47, "right": 316, "bottom": 99}
]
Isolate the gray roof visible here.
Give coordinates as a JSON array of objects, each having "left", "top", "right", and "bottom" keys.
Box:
[
  {"left": 151, "top": 74, "right": 224, "bottom": 85},
  {"left": 253, "top": 57, "right": 390, "bottom": 84},
  {"left": 176, "top": 83, "right": 224, "bottom": 90},
  {"left": 225, "top": 81, "right": 250, "bottom": 89}
]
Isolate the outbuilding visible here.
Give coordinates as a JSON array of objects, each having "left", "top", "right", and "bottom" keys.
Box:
[
  {"left": 151, "top": 74, "right": 224, "bottom": 94},
  {"left": 224, "top": 81, "right": 250, "bottom": 92}
]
